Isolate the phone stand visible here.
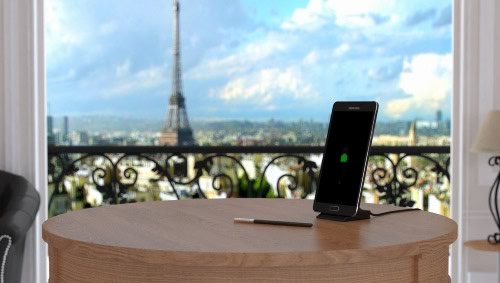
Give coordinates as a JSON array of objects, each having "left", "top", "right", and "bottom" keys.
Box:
[{"left": 317, "top": 208, "right": 371, "bottom": 222}]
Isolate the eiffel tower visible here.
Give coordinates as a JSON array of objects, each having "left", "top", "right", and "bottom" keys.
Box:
[{"left": 160, "top": 0, "right": 195, "bottom": 146}]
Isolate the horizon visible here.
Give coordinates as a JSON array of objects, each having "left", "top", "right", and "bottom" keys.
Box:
[{"left": 46, "top": 113, "right": 451, "bottom": 124}]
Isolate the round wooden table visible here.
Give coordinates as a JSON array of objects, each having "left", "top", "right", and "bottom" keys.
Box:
[{"left": 43, "top": 199, "right": 457, "bottom": 282}]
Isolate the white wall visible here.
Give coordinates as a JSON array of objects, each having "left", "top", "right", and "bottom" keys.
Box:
[
  {"left": 453, "top": 0, "right": 500, "bottom": 282},
  {"left": 0, "top": 0, "right": 47, "bottom": 282}
]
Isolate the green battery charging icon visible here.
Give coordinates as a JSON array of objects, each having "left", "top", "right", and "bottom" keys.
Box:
[{"left": 340, "top": 153, "right": 348, "bottom": 163}]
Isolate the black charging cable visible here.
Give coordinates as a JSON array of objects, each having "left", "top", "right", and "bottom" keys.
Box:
[{"left": 369, "top": 208, "right": 421, "bottom": 216}]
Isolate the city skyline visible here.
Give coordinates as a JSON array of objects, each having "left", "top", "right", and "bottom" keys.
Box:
[
  {"left": 46, "top": 0, "right": 451, "bottom": 122},
  {"left": 46, "top": 112, "right": 450, "bottom": 146}
]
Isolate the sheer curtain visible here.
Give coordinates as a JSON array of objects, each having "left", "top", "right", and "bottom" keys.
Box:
[{"left": 0, "top": 0, "right": 47, "bottom": 282}]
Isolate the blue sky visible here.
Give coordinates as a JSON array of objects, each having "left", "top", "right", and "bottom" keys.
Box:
[{"left": 45, "top": 0, "right": 452, "bottom": 122}]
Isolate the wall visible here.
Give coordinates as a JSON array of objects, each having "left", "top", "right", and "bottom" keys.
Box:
[{"left": 453, "top": 0, "right": 500, "bottom": 282}]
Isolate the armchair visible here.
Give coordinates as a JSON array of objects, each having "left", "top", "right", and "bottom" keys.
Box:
[{"left": 0, "top": 171, "right": 40, "bottom": 283}]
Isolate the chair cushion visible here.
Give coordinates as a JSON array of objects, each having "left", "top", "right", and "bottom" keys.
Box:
[{"left": 0, "top": 171, "right": 40, "bottom": 243}]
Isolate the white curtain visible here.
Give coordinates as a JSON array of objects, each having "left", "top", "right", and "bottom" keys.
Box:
[{"left": 0, "top": 0, "right": 47, "bottom": 282}]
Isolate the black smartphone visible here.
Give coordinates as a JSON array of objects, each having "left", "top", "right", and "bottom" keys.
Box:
[{"left": 313, "top": 101, "right": 378, "bottom": 217}]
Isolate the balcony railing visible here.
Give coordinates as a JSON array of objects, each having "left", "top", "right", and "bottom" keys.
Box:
[{"left": 47, "top": 145, "right": 450, "bottom": 217}]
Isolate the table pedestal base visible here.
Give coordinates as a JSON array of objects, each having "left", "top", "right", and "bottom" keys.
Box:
[{"left": 317, "top": 209, "right": 371, "bottom": 222}]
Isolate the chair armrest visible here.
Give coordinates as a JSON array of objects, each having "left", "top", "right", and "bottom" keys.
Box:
[
  {"left": 0, "top": 209, "right": 36, "bottom": 244},
  {"left": 0, "top": 181, "right": 40, "bottom": 243}
]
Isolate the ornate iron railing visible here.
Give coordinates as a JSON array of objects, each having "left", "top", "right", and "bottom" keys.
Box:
[{"left": 47, "top": 146, "right": 450, "bottom": 217}]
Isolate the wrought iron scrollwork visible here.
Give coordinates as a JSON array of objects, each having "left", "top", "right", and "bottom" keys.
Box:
[
  {"left": 369, "top": 152, "right": 450, "bottom": 207},
  {"left": 259, "top": 155, "right": 318, "bottom": 198},
  {"left": 47, "top": 146, "right": 450, "bottom": 216},
  {"left": 191, "top": 154, "right": 252, "bottom": 198}
]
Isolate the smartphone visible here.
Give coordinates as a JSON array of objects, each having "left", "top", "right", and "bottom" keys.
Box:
[{"left": 313, "top": 101, "right": 378, "bottom": 217}]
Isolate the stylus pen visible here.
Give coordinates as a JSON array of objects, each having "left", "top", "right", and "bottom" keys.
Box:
[{"left": 234, "top": 218, "right": 313, "bottom": 227}]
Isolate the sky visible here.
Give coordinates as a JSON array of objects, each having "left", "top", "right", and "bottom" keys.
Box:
[{"left": 45, "top": 0, "right": 452, "bottom": 122}]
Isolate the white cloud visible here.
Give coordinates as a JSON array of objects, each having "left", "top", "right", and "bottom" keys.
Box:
[
  {"left": 386, "top": 53, "right": 451, "bottom": 118},
  {"left": 45, "top": 0, "right": 86, "bottom": 61},
  {"left": 213, "top": 68, "right": 316, "bottom": 106},
  {"left": 187, "top": 33, "right": 292, "bottom": 80},
  {"left": 282, "top": 0, "right": 396, "bottom": 31},
  {"left": 301, "top": 44, "right": 348, "bottom": 67},
  {"left": 102, "top": 65, "right": 167, "bottom": 96},
  {"left": 335, "top": 15, "right": 376, "bottom": 27},
  {"left": 303, "top": 50, "right": 319, "bottom": 65},
  {"left": 332, "top": 43, "right": 350, "bottom": 57},
  {"left": 324, "top": 0, "right": 394, "bottom": 21},
  {"left": 281, "top": 0, "right": 329, "bottom": 31},
  {"left": 45, "top": 0, "right": 119, "bottom": 66}
]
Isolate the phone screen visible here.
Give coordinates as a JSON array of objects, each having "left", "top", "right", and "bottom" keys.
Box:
[{"left": 315, "top": 108, "right": 376, "bottom": 207}]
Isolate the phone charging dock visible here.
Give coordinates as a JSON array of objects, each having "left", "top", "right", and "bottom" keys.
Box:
[{"left": 317, "top": 208, "right": 371, "bottom": 222}]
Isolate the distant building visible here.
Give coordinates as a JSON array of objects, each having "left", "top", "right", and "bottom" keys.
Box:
[
  {"left": 47, "top": 116, "right": 53, "bottom": 134},
  {"left": 70, "top": 131, "right": 89, "bottom": 145},
  {"left": 79, "top": 131, "right": 89, "bottom": 145},
  {"left": 160, "top": 0, "right": 195, "bottom": 146},
  {"left": 53, "top": 130, "right": 63, "bottom": 145},
  {"left": 408, "top": 121, "right": 417, "bottom": 146},
  {"left": 436, "top": 110, "right": 442, "bottom": 122},
  {"left": 63, "top": 116, "right": 69, "bottom": 143},
  {"left": 236, "top": 136, "right": 267, "bottom": 146},
  {"left": 408, "top": 121, "right": 418, "bottom": 167},
  {"left": 47, "top": 115, "right": 55, "bottom": 144}
]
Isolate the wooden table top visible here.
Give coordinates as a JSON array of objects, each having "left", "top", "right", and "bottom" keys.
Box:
[
  {"left": 464, "top": 240, "right": 500, "bottom": 252},
  {"left": 43, "top": 199, "right": 457, "bottom": 267}
]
